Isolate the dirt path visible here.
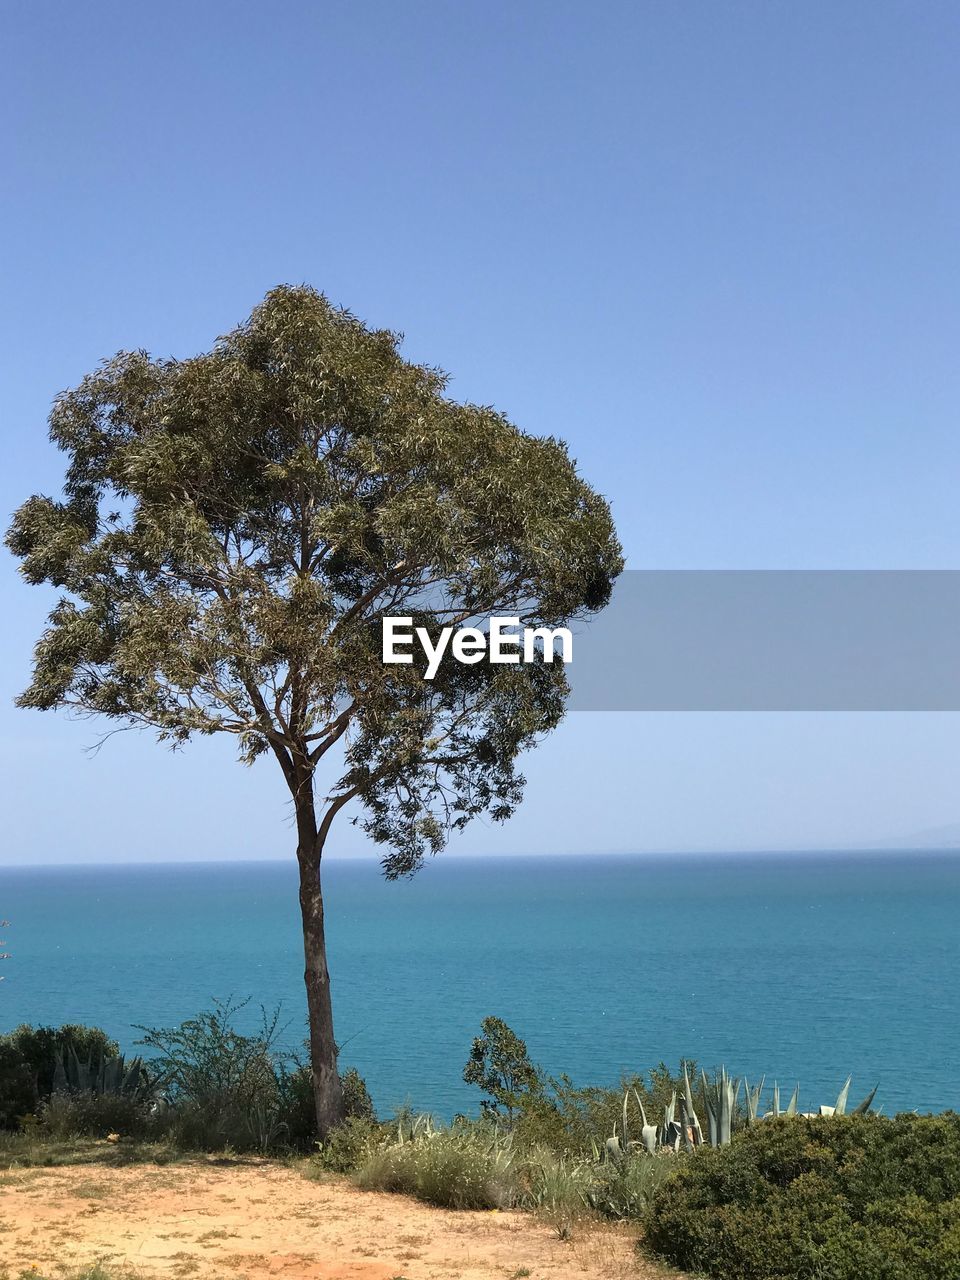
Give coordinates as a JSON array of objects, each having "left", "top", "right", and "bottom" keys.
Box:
[{"left": 0, "top": 1159, "right": 674, "bottom": 1280}]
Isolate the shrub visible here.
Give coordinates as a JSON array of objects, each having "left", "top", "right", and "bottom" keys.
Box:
[
  {"left": 7, "top": 1024, "right": 120, "bottom": 1096},
  {"left": 589, "top": 1151, "right": 679, "bottom": 1219},
  {"left": 508, "top": 1063, "right": 698, "bottom": 1156},
  {"left": 463, "top": 1016, "right": 697, "bottom": 1155},
  {"left": 0, "top": 1024, "right": 122, "bottom": 1129},
  {"left": 276, "top": 1062, "right": 375, "bottom": 1151},
  {"left": 518, "top": 1147, "right": 595, "bottom": 1235},
  {"left": 355, "top": 1125, "right": 518, "bottom": 1209},
  {"left": 0, "top": 1040, "right": 36, "bottom": 1129},
  {"left": 276, "top": 1063, "right": 322, "bottom": 1150},
  {"left": 463, "top": 1017, "right": 545, "bottom": 1119},
  {"left": 137, "top": 999, "right": 293, "bottom": 1152},
  {"left": 37, "top": 1092, "right": 152, "bottom": 1141},
  {"left": 137, "top": 999, "right": 278, "bottom": 1106},
  {"left": 137, "top": 1000, "right": 375, "bottom": 1153},
  {"left": 644, "top": 1113, "right": 960, "bottom": 1280},
  {"left": 350, "top": 1115, "right": 678, "bottom": 1223},
  {"left": 313, "top": 1114, "right": 384, "bottom": 1173},
  {"left": 341, "top": 1066, "right": 376, "bottom": 1121}
]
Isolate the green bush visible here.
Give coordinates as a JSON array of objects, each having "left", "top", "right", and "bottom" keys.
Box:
[
  {"left": 276, "top": 1062, "right": 322, "bottom": 1150},
  {"left": 589, "top": 1151, "right": 679, "bottom": 1219},
  {"left": 341, "top": 1066, "right": 376, "bottom": 1121},
  {"left": 276, "top": 1062, "right": 375, "bottom": 1151},
  {"left": 137, "top": 999, "right": 295, "bottom": 1152},
  {"left": 7, "top": 1024, "right": 121, "bottom": 1097},
  {"left": 136, "top": 1000, "right": 375, "bottom": 1154},
  {"left": 37, "top": 1091, "right": 152, "bottom": 1141},
  {"left": 0, "top": 1024, "right": 122, "bottom": 1129},
  {"left": 350, "top": 1116, "right": 680, "bottom": 1223},
  {"left": 644, "top": 1113, "right": 960, "bottom": 1280},
  {"left": 463, "top": 1017, "right": 545, "bottom": 1119},
  {"left": 518, "top": 1146, "right": 595, "bottom": 1234},
  {"left": 0, "top": 1039, "right": 37, "bottom": 1129},
  {"left": 355, "top": 1125, "right": 518, "bottom": 1209},
  {"left": 0, "top": 1002, "right": 374, "bottom": 1154},
  {"left": 312, "top": 1114, "right": 385, "bottom": 1173},
  {"left": 462, "top": 1016, "right": 697, "bottom": 1157},
  {"left": 503, "top": 1062, "right": 699, "bottom": 1158}
]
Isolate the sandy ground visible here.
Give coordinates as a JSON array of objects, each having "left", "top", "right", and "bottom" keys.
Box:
[{"left": 0, "top": 1159, "right": 676, "bottom": 1280}]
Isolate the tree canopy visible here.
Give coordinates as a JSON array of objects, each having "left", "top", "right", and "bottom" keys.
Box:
[{"left": 8, "top": 285, "right": 623, "bottom": 878}]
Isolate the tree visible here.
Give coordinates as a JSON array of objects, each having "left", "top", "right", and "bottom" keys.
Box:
[
  {"left": 6, "top": 286, "right": 622, "bottom": 1135},
  {"left": 463, "top": 1016, "right": 544, "bottom": 1120}
]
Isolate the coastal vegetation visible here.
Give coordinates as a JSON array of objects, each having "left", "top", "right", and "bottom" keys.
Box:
[
  {"left": 0, "top": 1000, "right": 372, "bottom": 1155},
  {"left": 6, "top": 284, "right": 623, "bottom": 1135},
  {"left": 3, "top": 1007, "right": 958, "bottom": 1278},
  {"left": 645, "top": 1112, "right": 960, "bottom": 1279}
]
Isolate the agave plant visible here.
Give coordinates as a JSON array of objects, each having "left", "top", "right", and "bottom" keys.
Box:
[
  {"left": 701, "top": 1067, "right": 740, "bottom": 1146},
  {"left": 744, "top": 1075, "right": 765, "bottom": 1123},
  {"left": 663, "top": 1089, "right": 685, "bottom": 1150},
  {"left": 767, "top": 1080, "right": 800, "bottom": 1118},
  {"left": 52, "top": 1046, "right": 155, "bottom": 1100},
  {"left": 820, "top": 1076, "right": 852, "bottom": 1117},
  {"left": 852, "top": 1083, "right": 880, "bottom": 1114},
  {"left": 601, "top": 1064, "right": 880, "bottom": 1158},
  {"left": 761, "top": 1077, "right": 878, "bottom": 1121},
  {"left": 604, "top": 1086, "right": 665, "bottom": 1163},
  {"left": 809, "top": 1077, "right": 879, "bottom": 1118},
  {"left": 632, "top": 1088, "right": 661, "bottom": 1155},
  {"left": 679, "top": 1064, "right": 704, "bottom": 1149},
  {"left": 396, "top": 1110, "right": 437, "bottom": 1144}
]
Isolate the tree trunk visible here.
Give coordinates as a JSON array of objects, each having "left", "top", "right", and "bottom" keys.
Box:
[{"left": 294, "top": 792, "right": 344, "bottom": 1139}]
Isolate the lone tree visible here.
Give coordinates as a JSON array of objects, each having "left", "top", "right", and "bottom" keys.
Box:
[{"left": 7, "top": 286, "right": 622, "bottom": 1134}]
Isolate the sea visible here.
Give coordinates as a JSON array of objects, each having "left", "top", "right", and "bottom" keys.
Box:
[{"left": 1, "top": 851, "right": 957, "bottom": 1119}]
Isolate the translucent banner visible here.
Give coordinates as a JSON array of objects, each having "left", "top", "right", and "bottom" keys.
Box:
[{"left": 567, "top": 571, "right": 960, "bottom": 710}]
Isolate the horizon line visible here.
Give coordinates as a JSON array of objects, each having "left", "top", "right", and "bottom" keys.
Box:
[{"left": 3, "top": 845, "right": 960, "bottom": 871}]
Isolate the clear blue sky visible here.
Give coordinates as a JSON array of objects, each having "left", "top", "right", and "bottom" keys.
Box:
[{"left": 2, "top": 0, "right": 959, "bottom": 864}]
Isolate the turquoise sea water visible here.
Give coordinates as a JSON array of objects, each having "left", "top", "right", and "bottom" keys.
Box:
[{"left": 1, "top": 852, "right": 958, "bottom": 1118}]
